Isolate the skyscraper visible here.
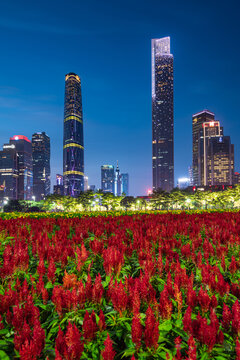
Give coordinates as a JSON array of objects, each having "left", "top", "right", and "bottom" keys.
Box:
[
  {"left": 9, "top": 135, "right": 33, "bottom": 200},
  {"left": 152, "top": 37, "right": 174, "bottom": 192},
  {"left": 53, "top": 174, "right": 64, "bottom": 195},
  {"left": 32, "top": 132, "right": 50, "bottom": 201},
  {"left": 114, "top": 161, "right": 122, "bottom": 196},
  {"left": 101, "top": 165, "right": 114, "bottom": 193},
  {"left": 0, "top": 143, "right": 18, "bottom": 200},
  {"left": 192, "top": 110, "right": 215, "bottom": 185},
  {"left": 198, "top": 121, "right": 234, "bottom": 186},
  {"left": 63, "top": 72, "right": 84, "bottom": 197},
  {"left": 121, "top": 173, "right": 129, "bottom": 195}
]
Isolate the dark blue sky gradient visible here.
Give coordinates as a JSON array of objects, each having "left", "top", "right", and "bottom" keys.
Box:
[{"left": 0, "top": 0, "right": 239, "bottom": 195}]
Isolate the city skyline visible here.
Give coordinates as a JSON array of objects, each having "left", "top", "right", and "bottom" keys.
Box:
[{"left": 0, "top": 1, "right": 239, "bottom": 196}]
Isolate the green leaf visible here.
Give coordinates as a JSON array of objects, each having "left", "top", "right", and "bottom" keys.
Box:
[
  {"left": 159, "top": 320, "right": 172, "bottom": 332},
  {"left": 0, "top": 350, "right": 10, "bottom": 360}
]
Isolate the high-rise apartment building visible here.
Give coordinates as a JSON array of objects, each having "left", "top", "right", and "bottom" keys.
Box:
[
  {"left": 121, "top": 173, "right": 129, "bottom": 195},
  {"left": 192, "top": 110, "right": 215, "bottom": 185},
  {"left": 0, "top": 143, "right": 18, "bottom": 200},
  {"left": 32, "top": 132, "right": 50, "bottom": 201},
  {"left": 152, "top": 37, "right": 174, "bottom": 192},
  {"left": 9, "top": 135, "right": 32, "bottom": 200},
  {"left": 101, "top": 165, "right": 114, "bottom": 193},
  {"left": 63, "top": 72, "right": 84, "bottom": 197}
]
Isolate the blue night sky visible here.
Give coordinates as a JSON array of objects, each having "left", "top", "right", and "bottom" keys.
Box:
[{"left": 0, "top": 0, "right": 239, "bottom": 196}]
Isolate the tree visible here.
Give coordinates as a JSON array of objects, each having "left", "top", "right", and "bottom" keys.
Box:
[
  {"left": 101, "top": 192, "right": 116, "bottom": 211},
  {"left": 3, "top": 200, "right": 23, "bottom": 212},
  {"left": 120, "top": 196, "right": 135, "bottom": 210},
  {"left": 77, "top": 190, "right": 95, "bottom": 211}
]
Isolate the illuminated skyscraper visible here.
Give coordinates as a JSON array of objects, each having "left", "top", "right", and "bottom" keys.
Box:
[
  {"left": 63, "top": 72, "right": 84, "bottom": 197},
  {"left": 32, "top": 132, "right": 50, "bottom": 201},
  {"left": 0, "top": 143, "right": 18, "bottom": 200},
  {"left": 114, "top": 161, "right": 122, "bottom": 196},
  {"left": 152, "top": 37, "right": 174, "bottom": 192},
  {"left": 192, "top": 110, "right": 215, "bottom": 185},
  {"left": 198, "top": 121, "right": 234, "bottom": 186},
  {"left": 101, "top": 165, "right": 114, "bottom": 193},
  {"left": 9, "top": 135, "right": 32, "bottom": 200}
]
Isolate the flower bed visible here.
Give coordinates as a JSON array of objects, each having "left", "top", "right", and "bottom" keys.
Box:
[{"left": 0, "top": 212, "right": 240, "bottom": 359}]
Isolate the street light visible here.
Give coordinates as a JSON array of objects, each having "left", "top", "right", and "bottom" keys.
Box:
[{"left": 32, "top": 196, "right": 36, "bottom": 202}]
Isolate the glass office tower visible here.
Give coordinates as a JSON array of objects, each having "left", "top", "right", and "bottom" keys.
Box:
[
  {"left": 9, "top": 135, "right": 33, "bottom": 200},
  {"left": 32, "top": 132, "right": 50, "bottom": 201},
  {"left": 101, "top": 165, "right": 114, "bottom": 193},
  {"left": 152, "top": 37, "right": 174, "bottom": 192},
  {"left": 121, "top": 173, "right": 129, "bottom": 195},
  {"left": 63, "top": 72, "right": 84, "bottom": 196}
]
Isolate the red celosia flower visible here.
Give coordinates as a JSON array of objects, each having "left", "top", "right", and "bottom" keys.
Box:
[
  {"left": 229, "top": 256, "right": 238, "bottom": 274},
  {"left": 131, "top": 312, "right": 142, "bottom": 349},
  {"left": 236, "top": 338, "right": 240, "bottom": 360},
  {"left": 144, "top": 306, "right": 159, "bottom": 350},
  {"left": 198, "top": 287, "right": 211, "bottom": 313},
  {"left": 183, "top": 306, "right": 192, "bottom": 334},
  {"left": 83, "top": 311, "right": 98, "bottom": 340},
  {"left": 98, "top": 309, "right": 106, "bottom": 331},
  {"left": 222, "top": 303, "right": 232, "bottom": 330},
  {"left": 76, "top": 243, "right": 88, "bottom": 272},
  {"left": 102, "top": 333, "right": 116, "bottom": 360},
  {"left": 92, "top": 273, "right": 104, "bottom": 303},
  {"left": 55, "top": 326, "right": 66, "bottom": 355},
  {"left": 63, "top": 270, "right": 78, "bottom": 289},
  {"left": 47, "top": 258, "right": 56, "bottom": 283},
  {"left": 64, "top": 322, "right": 84, "bottom": 360},
  {"left": 110, "top": 280, "right": 128, "bottom": 317},
  {"left": 174, "top": 336, "right": 182, "bottom": 360},
  {"left": 19, "top": 339, "right": 37, "bottom": 360},
  {"left": 187, "top": 336, "right": 197, "bottom": 360},
  {"left": 159, "top": 287, "right": 172, "bottom": 319},
  {"left": 0, "top": 315, "right": 4, "bottom": 330},
  {"left": 37, "top": 257, "right": 45, "bottom": 276}
]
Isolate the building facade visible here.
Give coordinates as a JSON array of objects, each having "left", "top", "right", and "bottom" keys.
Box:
[
  {"left": 198, "top": 121, "right": 234, "bottom": 186},
  {"left": 192, "top": 110, "right": 215, "bottom": 185},
  {"left": 152, "top": 37, "right": 174, "bottom": 192},
  {"left": 63, "top": 72, "right": 84, "bottom": 197},
  {"left": 0, "top": 143, "right": 18, "bottom": 200},
  {"left": 121, "top": 173, "right": 129, "bottom": 195},
  {"left": 101, "top": 165, "right": 114, "bottom": 193},
  {"left": 32, "top": 132, "right": 50, "bottom": 201},
  {"left": 9, "top": 135, "right": 32, "bottom": 200},
  {"left": 206, "top": 136, "right": 234, "bottom": 186}
]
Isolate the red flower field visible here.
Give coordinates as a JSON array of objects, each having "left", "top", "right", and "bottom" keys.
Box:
[{"left": 0, "top": 211, "right": 240, "bottom": 359}]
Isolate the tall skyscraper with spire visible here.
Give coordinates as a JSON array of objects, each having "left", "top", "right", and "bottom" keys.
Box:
[
  {"left": 114, "top": 161, "right": 122, "bottom": 196},
  {"left": 152, "top": 37, "right": 174, "bottom": 192},
  {"left": 63, "top": 72, "right": 84, "bottom": 196}
]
